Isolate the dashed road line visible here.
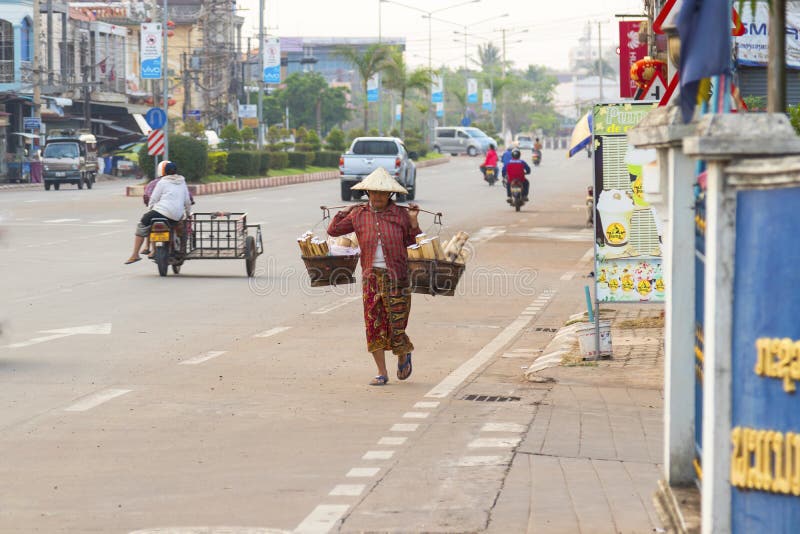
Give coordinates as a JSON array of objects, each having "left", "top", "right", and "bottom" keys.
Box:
[
  {"left": 90, "top": 219, "right": 127, "bottom": 224},
  {"left": 362, "top": 450, "right": 394, "bottom": 460},
  {"left": 402, "top": 411, "right": 429, "bottom": 419},
  {"left": 44, "top": 218, "right": 79, "bottom": 223},
  {"left": 253, "top": 326, "right": 292, "bottom": 338},
  {"left": 64, "top": 388, "right": 131, "bottom": 412},
  {"left": 294, "top": 504, "right": 350, "bottom": 534},
  {"left": 346, "top": 467, "right": 380, "bottom": 478},
  {"left": 580, "top": 247, "right": 594, "bottom": 262},
  {"left": 560, "top": 271, "right": 576, "bottom": 280},
  {"left": 481, "top": 423, "right": 526, "bottom": 433},
  {"left": 179, "top": 350, "right": 227, "bottom": 365},
  {"left": 328, "top": 484, "right": 365, "bottom": 497},
  {"left": 378, "top": 437, "right": 407, "bottom": 446},
  {"left": 311, "top": 296, "right": 360, "bottom": 315},
  {"left": 457, "top": 455, "right": 510, "bottom": 467},
  {"left": 413, "top": 401, "right": 439, "bottom": 409},
  {"left": 390, "top": 423, "right": 419, "bottom": 432},
  {"left": 468, "top": 437, "right": 522, "bottom": 448}
]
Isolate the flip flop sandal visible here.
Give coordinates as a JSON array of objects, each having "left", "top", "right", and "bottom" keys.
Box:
[
  {"left": 369, "top": 375, "right": 389, "bottom": 386},
  {"left": 124, "top": 257, "right": 142, "bottom": 265},
  {"left": 397, "top": 353, "right": 413, "bottom": 381}
]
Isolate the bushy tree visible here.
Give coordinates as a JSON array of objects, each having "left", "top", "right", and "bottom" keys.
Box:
[
  {"left": 240, "top": 127, "right": 255, "bottom": 150},
  {"left": 181, "top": 118, "right": 205, "bottom": 139},
  {"left": 220, "top": 123, "right": 241, "bottom": 151},
  {"left": 325, "top": 127, "right": 347, "bottom": 151},
  {"left": 335, "top": 43, "right": 392, "bottom": 131},
  {"left": 306, "top": 129, "right": 322, "bottom": 151}
]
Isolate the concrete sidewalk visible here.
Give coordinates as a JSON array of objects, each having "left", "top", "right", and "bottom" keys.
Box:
[{"left": 489, "top": 306, "right": 665, "bottom": 534}]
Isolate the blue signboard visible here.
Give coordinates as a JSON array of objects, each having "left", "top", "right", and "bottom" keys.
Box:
[
  {"left": 730, "top": 186, "right": 800, "bottom": 532},
  {"left": 145, "top": 107, "right": 167, "bottom": 130},
  {"left": 23, "top": 117, "right": 41, "bottom": 130}
]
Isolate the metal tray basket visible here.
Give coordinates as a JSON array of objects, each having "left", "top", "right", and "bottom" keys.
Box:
[
  {"left": 301, "top": 254, "right": 360, "bottom": 286},
  {"left": 407, "top": 258, "right": 465, "bottom": 296}
]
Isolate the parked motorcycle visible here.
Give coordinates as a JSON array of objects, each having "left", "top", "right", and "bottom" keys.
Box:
[
  {"left": 481, "top": 165, "right": 498, "bottom": 186},
  {"left": 509, "top": 180, "right": 527, "bottom": 212},
  {"left": 531, "top": 149, "right": 542, "bottom": 166}
]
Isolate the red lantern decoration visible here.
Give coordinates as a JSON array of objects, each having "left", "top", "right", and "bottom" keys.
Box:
[{"left": 630, "top": 57, "right": 667, "bottom": 89}]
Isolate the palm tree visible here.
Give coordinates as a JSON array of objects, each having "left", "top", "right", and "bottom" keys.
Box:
[
  {"left": 474, "top": 43, "right": 503, "bottom": 74},
  {"left": 335, "top": 43, "right": 392, "bottom": 131},
  {"left": 382, "top": 47, "right": 431, "bottom": 137}
]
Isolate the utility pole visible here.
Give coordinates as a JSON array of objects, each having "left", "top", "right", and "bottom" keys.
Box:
[
  {"left": 162, "top": 0, "right": 169, "bottom": 159},
  {"left": 597, "top": 21, "right": 603, "bottom": 100},
  {"left": 82, "top": 37, "right": 91, "bottom": 129},
  {"left": 257, "top": 0, "right": 265, "bottom": 149},
  {"left": 378, "top": 1, "right": 382, "bottom": 135},
  {"left": 501, "top": 28, "right": 506, "bottom": 140},
  {"left": 32, "top": 0, "right": 41, "bottom": 146},
  {"left": 767, "top": 0, "right": 786, "bottom": 112},
  {"left": 46, "top": 0, "right": 53, "bottom": 86}
]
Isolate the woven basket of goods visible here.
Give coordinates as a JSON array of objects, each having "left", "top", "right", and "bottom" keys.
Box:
[
  {"left": 407, "top": 231, "right": 469, "bottom": 296},
  {"left": 298, "top": 231, "right": 360, "bottom": 286}
]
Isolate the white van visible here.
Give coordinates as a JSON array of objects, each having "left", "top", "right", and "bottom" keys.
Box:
[{"left": 433, "top": 127, "right": 493, "bottom": 156}]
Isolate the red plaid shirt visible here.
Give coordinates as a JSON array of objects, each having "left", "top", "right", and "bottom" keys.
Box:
[{"left": 328, "top": 202, "right": 421, "bottom": 280}]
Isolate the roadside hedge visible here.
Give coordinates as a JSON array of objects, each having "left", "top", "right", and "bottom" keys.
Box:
[
  {"left": 207, "top": 151, "right": 228, "bottom": 174},
  {"left": 137, "top": 135, "right": 208, "bottom": 182},
  {"left": 225, "top": 151, "right": 260, "bottom": 176},
  {"left": 269, "top": 152, "right": 289, "bottom": 169},
  {"left": 258, "top": 151, "right": 271, "bottom": 174},
  {"left": 315, "top": 151, "right": 340, "bottom": 168},
  {"left": 288, "top": 151, "right": 316, "bottom": 169}
]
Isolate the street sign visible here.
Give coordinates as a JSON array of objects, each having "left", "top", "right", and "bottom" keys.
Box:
[
  {"left": 185, "top": 109, "right": 201, "bottom": 120},
  {"left": 145, "top": 107, "right": 166, "bottom": 130},
  {"left": 148, "top": 129, "right": 165, "bottom": 156},
  {"left": 659, "top": 73, "right": 680, "bottom": 106},
  {"left": 636, "top": 72, "right": 668, "bottom": 102},
  {"left": 23, "top": 117, "right": 41, "bottom": 130}
]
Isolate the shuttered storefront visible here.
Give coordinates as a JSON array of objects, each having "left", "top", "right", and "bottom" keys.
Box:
[{"left": 738, "top": 66, "right": 800, "bottom": 106}]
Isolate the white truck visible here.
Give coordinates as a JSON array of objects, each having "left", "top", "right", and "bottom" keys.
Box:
[{"left": 339, "top": 137, "right": 417, "bottom": 201}]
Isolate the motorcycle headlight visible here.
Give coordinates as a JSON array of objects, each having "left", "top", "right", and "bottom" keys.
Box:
[
  {"left": 71, "top": 164, "right": 78, "bottom": 170},
  {"left": 44, "top": 165, "right": 49, "bottom": 171}
]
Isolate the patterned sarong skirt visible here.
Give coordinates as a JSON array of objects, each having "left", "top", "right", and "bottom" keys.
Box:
[{"left": 362, "top": 268, "right": 414, "bottom": 356}]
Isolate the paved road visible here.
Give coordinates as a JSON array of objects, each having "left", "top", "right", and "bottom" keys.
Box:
[{"left": 0, "top": 151, "right": 595, "bottom": 533}]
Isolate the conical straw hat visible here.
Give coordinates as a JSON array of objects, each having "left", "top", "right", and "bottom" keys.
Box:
[{"left": 351, "top": 167, "right": 408, "bottom": 194}]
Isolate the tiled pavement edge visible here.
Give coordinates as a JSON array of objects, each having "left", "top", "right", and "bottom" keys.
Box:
[{"left": 489, "top": 306, "right": 665, "bottom": 533}]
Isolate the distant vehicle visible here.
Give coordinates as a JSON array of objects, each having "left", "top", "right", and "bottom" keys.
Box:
[
  {"left": 516, "top": 134, "right": 533, "bottom": 150},
  {"left": 339, "top": 137, "right": 417, "bottom": 201},
  {"left": 433, "top": 127, "right": 492, "bottom": 157},
  {"left": 42, "top": 130, "right": 98, "bottom": 190}
]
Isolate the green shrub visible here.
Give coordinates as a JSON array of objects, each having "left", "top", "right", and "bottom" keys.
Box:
[
  {"left": 325, "top": 127, "right": 347, "bottom": 151},
  {"left": 258, "top": 151, "right": 271, "bottom": 174},
  {"left": 220, "top": 123, "right": 241, "bottom": 151},
  {"left": 315, "top": 151, "right": 341, "bottom": 167},
  {"left": 138, "top": 135, "right": 209, "bottom": 182},
  {"left": 288, "top": 152, "right": 309, "bottom": 169},
  {"left": 207, "top": 151, "right": 228, "bottom": 174},
  {"left": 367, "top": 128, "right": 379, "bottom": 136},
  {"left": 389, "top": 128, "right": 400, "bottom": 137},
  {"left": 225, "top": 151, "right": 260, "bottom": 176},
  {"left": 295, "top": 143, "right": 314, "bottom": 152},
  {"left": 306, "top": 129, "right": 322, "bottom": 151},
  {"left": 269, "top": 152, "right": 289, "bottom": 169},
  {"left": 346, "top": 128, "right": 365, "bottom": 144}
]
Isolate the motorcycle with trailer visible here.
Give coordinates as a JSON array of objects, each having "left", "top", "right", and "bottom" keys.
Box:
[{"left": 149, "top": 212, "right": 263, "bottom": 277}]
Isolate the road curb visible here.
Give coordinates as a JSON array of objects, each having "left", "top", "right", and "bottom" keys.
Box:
[{"left": 125, "top": 156, "right": 450, "bottom": 198}]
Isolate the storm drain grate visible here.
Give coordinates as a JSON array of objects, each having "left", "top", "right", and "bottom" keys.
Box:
[
  {"left": 531, "top": 327, "right": 559, "bottom": 333},
  {"left": 462, "top": 394, "right": 521, "bottom": 402}
]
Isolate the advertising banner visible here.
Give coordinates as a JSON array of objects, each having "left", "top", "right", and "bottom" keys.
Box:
[
  {"left": 467, "top": 78, "right": 478, "bottom": 103},
  {"left": 395, "top": 104, "right": 402, "bottom": 121},
  {"left": 619, "top": 21, "right": 648, "bottom": 98},
  {"left": 482, "top": 88, "right": 492, "bottom": 111},
  {"left": 367, "top": 74, "right": 380, "bottom": 103},
  {"left": 593, "top": 103, "right": 662, "bottom": 303},
  {"left": 730, "top": 186, "right": 800, "bottom": 530},
  {"left": 431, "top": 74, "right": 443, "bottom": 103},
  {"left": 736, "top": 3, "right": 800, "bottom": 68},
  {"left": 436, "top": 102, "right": 444, "bottom": 118},
  {"left": 140, "top": 23, "right": 162, "bottom": 80},
  {"left": 263, "top": 37, "right": 281, "bottom": 84}
]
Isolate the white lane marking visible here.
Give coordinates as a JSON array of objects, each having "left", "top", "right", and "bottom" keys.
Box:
[
  {"left": 481, "top": 422, "right": 527, "bottom": 433},
  {"left": 471, "top": 226, "right": 507, "bottom": 244},
  {"left": 413, "top": 401, "right": 439, "bottom": 409},
  {"left": 311, "top": 296, "right": 361, "bottom": 315},
  {"left": 390, "top": 423, "right": 419, "bottom": 432},
  {"left": 5, "top": 322, "right": 112, "bottom": 349},
  {"left": 521, "top": 311, "right": 537, "bottom": 316},
  {"left": 468, "top": 437, "right": 522, "bottom": 448},
  {"left": 179, "top": 351, "right": 227, "bottom": 365},
  {"left": 378, "top": 437, "right": 407, "bottom": 446},
  {"left": 294, "top": 504, "right": 350, "bottom": 534},
  {"left": 346, "top": 467, "right": 380, "bottom": 478},
  {"left": 362, "top": 450, "right": 394, "bottom": 460},
  {"left": 534, "top": 226, "right": 554, "bottom": 232},
  {"left": 560, "top": 271, "right": 576, "bottom": 281},
  {"left": 457, "top": 455, "right": 510, "bottom": 467},
  {"left": 581, "top": 247, "right": 594, "bottom": 262},
  {"left": 90, "top": 219, "right": 127, "bottom": 224},
  {"left": 254, "top": 326, "right": 291, "bottom": 338},
  {"left": 402, "top": 412, "right": 429, "bottom": 419},
  {"left": 44, "top": 218, "right": 80, "bottom": 223},
  {"left": 328, "top": 484, "right": 365, "bottom": 497},
  {"left": 64, "top": 389, "right": 131, "bottom": 412},
  {"left": 424, "top": 292, "right": 557, "bottom": 399},
  {"left": 512, "top": 348, "right": 537, "bottom": 353}
]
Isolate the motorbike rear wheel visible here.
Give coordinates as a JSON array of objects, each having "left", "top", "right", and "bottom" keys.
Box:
[
  {"left": 245, "top": 236, "right": 257, "bottom": 278},
  {"left": 155, "top": 246, "right": 169, "bottom": 277}
]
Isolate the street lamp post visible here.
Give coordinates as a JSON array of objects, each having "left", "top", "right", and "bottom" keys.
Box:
[{"left": 381, "top": 0, "right": 480, "bottom": 141}]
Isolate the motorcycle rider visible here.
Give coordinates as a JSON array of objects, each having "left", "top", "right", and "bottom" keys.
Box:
[
  {"left": 125, "top": 162, "right": 192, "bottom": 264},
  {"left": 502, "top": 148, "right": 531, "bottom": 202},
  {"left": 480, "top": 143, "right": 499, "bottom": 179},
  {"left": 533, "top": 138, "right": 543, "bottom": 151}
]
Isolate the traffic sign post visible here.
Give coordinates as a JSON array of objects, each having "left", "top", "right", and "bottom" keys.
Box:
[
  {"left": 148, "top": 129, "right": 165, "bottom": 156},
  {"left": 145, "top": 107, "right": 167, "bottom": 130}
]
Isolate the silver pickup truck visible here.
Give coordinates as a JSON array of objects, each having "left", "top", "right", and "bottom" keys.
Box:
[{"left": 339, "top": 137, "right": 417, "bottom": 201}]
